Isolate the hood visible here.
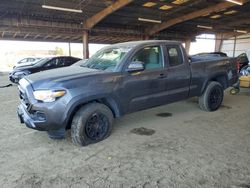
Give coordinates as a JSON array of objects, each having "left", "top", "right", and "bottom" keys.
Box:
[
  {"left": 13, "top": 64, "right": 38, "bottom": 71},
  {"left": 25, "top": 66, "right": 103, "bottom": 89},
  {"left": 15, "top": 62, "right": 36, "bottom": 68}
]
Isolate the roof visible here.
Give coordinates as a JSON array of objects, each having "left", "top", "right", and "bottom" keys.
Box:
[
  {"left": 0, "top": 0, "right": 249, "bottom": 43},
  {"left": 113, "top": 40, "right": 181, "bottom": 46}
]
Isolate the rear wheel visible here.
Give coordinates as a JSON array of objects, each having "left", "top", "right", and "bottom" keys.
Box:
[
  {"left": 199, "top": 81, "right": 224, "bottom": 112},
  {"left": 71, "top": 103, "right": 114, "bottom": 146}
]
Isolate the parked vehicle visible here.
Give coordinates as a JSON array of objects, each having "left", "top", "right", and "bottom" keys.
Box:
[
  {"left": 14, "top": 57, "right": 42, "bottom": 68},
  {"left": 237, "top": 52, "right": 249, "bottom": 71},
  {"left": 192, "top": 52, "right": 228, "bottom": 58},
  {"left": 240, "top": 65, "right": 250, "bottom": 76},
  {"left": 230, "top": 66, "right": 250, "bottom": 94},
  {"left": 9, "top": 56, "right": 81, "bottom": 83},
  {"left": 17, "top": 40, "right": 238, "bottom": 146}
]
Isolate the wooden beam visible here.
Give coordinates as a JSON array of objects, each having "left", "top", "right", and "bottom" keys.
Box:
[
  {"left": 215, "top": 33, "right": 223, "bottom": 52},
  {"left": 13, "top": 32, "right": 18, "bottom": 38},
  {"left": 44, "top": 35, "right": 50, "bottom": 39},
  {"left": 222, "top": 31, "right": 248, "bottom": 39},
  {"left": 146, "top": 2, "right": 239, "bottom": 36},
  {"left": 63, "top": 36, "right": 71, "bottom": 40},
  {"left": 33, "top": 34, "right": 40, "bottom": 39},
  {"left": 84, "top": 0, "right": 133, "bottom": 29},
  {"left": 185, "top": 39, "right": 191, "bottom": 55},
  {"left": 73, "top": 36, "right": 81, "bottom": 40},
  {"left": 53, "top": 35, "right": 62, "bottom": 40},
  {"left": 24, "top": 33, "right": 30, "bottom": 39},
  {"left": 222, "top": 18, "right": 250, "bottom": 28}
]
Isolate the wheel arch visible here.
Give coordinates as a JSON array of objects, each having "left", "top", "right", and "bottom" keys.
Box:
[
  {"left": 201, "top": 74, "right": 228, "bottom": 94},
  {"left": 65, "top": 96, "right": 122, "bottom": 129}
]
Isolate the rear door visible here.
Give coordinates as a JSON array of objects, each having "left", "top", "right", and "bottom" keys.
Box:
[
  {"left": 164, "top": 45, "right": 191, "bottom": 102},
  {"left": 122, "top": 45, "right": 168, "bottom": 113},
  {"left": 63, "top": 57, "right": 79, "bottom": 67},
  {"left": 42, "top": 57, "right": 65, "bottom": 70}
]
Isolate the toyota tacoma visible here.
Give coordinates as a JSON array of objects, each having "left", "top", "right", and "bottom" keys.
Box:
[{"left": 17, "top": 40, "right": 238, "bottom": 146}]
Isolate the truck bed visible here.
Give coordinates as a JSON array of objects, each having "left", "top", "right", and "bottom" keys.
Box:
[{"left": 189, "top": 57, "right": 238, "bottom": 97}]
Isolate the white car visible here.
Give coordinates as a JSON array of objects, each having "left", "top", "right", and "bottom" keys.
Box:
[{"left": 14, "top": 57, "right": 42, "bottom": 68}]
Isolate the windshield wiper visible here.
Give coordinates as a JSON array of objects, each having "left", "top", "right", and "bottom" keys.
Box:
[{"left": 80, "top": 64, "right": 100, "bottom": 70}]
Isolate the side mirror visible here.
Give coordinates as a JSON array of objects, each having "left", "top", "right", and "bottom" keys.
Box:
[{"left": 127, "top": 61, "right": 145, "bottom": 72}]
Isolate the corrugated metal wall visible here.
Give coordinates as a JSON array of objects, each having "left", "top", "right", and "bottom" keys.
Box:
[{"left": 221, "top": 34, "right": 250, "bottom": 57}]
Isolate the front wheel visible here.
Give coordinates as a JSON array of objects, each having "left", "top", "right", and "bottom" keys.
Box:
[
  {"left": 71, "top": 103, "right": 114, "bottom": 146},
  {"left": 199, "top": 81, "right": 224, "bottom": 112}
]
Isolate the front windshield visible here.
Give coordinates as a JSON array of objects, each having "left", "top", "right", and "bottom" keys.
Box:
[
  {"left": 81, "top": 47, "right": 132, "bottom": 71},
  {"left": 72, "top": 59, "right": 88, "bottom": 66}
]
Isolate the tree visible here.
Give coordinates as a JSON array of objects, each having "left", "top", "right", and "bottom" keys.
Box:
[{"left": 55, "top": 47, "right": 64, "bottom": 55}]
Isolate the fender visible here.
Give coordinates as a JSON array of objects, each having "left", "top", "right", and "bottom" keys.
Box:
[
  {"left": 201, "top": 72, "right": 228, "bottom": 94},
  {"left": 62, "top": 93, "right": 123, "bottom": 127}
]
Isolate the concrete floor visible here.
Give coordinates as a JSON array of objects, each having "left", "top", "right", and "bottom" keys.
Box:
[{"left": 0, "top": 74, "right": 250, "bottom": 188}]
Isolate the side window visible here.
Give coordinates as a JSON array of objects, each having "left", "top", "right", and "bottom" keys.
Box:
[
  {"left": 56, "top": 58, "right": 65, "bottom": 67},
  {"left": 64, "top": 57, "right": 74, "bottom": 66},
  {"left": 131, "top": 46, "right": 163, "bottom": 70},
  {"left": 20, "top": 59, "right": 28, "bottom": 63},
  {"left": 28, "top": 58, "right": 35, "bottom": 62},
  {"left": 166, "top": 45, "right": 183, "bottom": 67},
  {"left": 44, "top": 59, "right": 58, "bottom": 67}
]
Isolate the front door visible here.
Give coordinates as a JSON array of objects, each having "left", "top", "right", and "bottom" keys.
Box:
[{"left": 122, "top": 45, "right": 168, "bottom": 113}]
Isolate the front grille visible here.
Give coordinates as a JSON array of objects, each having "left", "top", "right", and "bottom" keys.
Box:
[{"left": 19, "top": 89, "right": 31, "bottom": 110}]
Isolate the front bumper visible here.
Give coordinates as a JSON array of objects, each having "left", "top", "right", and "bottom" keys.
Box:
[
  {"left": 17, "top": 78, "right": 72, "bottom": 132},
  {"left": 9, "top": 74, "right": 20, "bottom": 83},
  {"left": 17, "top": 104, "right": 46, "bottom": 130},
  {"left": 17, "top": 101, "right": 67, "bottom": 131}
]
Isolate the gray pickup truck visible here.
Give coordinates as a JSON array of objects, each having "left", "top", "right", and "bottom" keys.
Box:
[{"left": 17, "top": 40, "right": 238, "bottom": 146}]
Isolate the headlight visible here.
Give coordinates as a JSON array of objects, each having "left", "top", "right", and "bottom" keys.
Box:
[
  {"left": 33, "top": 90, "right": 66, "bottom": 102},
  {"left": 14, "top": 71, "right": 30, "bottom": 76}
]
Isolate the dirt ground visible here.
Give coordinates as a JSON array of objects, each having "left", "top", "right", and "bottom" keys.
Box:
[{"left": 0, "top": 74, "right": 250, "bottom": 188}]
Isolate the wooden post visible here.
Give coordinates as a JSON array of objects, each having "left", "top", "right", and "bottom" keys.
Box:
[
  {"left": 233, "top": 36, "right": 237, "bottom": 57},
  {"left": 143, "top": 35, "right": 150, "bottom": 40},
  {"left": 215, "top": 33, "right": 223, "bottom": 52},
  {"left": 68, "top": 42, "right": 71, "bottom": 56},
  {"left": 185, "top": 39, "right": 191, "bottom": 55},
  {"left": 83, "top": 31, "right": 89, "bottom": 59}
]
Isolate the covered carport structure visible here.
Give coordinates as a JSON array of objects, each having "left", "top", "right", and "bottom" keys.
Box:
[
  {"left": 0, "top": 0, "right": 249, "bottom": 58},
  {"left": 1, "top": 1, "right": 250, "bottom": 187}
]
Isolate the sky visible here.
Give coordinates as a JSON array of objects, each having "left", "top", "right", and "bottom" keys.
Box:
[
  {"left": 0, "top": 34, "right": 215, "bottom": 55},
  {"left": 189, "top": 34, "right": 215, "bottom": 55},
  {"left": 0, "top": 41, "right": 107, "bottom": 57},
  {"left": 0, "top": 34, "right": 215, "bottom": 71}
]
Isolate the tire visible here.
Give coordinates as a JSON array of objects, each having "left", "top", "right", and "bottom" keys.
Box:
[
  {"left": 198, "top": 81, "right": 224, "bottom": 112},
  {"left": 71, "top": 103, "right": 114, "bottom": 146}
]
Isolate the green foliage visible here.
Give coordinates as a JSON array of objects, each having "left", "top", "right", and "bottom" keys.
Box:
[{"left": 55, "top": 46, "right": 64, "bottom": 55}]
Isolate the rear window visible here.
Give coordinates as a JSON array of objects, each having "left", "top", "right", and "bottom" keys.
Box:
[{"left": 166, "top": 45, "right": 183, "bottom": 67}]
